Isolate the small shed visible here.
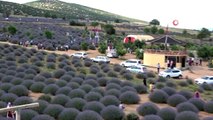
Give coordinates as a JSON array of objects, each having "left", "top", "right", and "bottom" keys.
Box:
[{"left": 123, "top": 35, "right": 154, "bottom": 43}]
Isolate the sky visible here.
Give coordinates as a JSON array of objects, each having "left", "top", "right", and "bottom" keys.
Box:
[{"left": 2, "top": 0, "right": 213, "bottom": 30}]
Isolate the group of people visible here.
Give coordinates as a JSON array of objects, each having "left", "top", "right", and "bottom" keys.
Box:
[{"left": 188, "top": 58, "right": 202, "bottom": 66}]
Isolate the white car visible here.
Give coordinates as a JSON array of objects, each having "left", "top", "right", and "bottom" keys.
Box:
[
  {"left": 159, "top": 68, "right": 182, "bottom": 78},
  {"left": 71, "top": 52, "right": 88, "bottom": 59},
  {"left": 194, "top": 76, "right": 213, "bottom": 84},
  {"left": 126, "top": 65, "right": 147, "bottom": 74},
  {"left": 120, "top": 59, "right": 142, "bottom": 67},
  {"left": 90, "top": 56, "right": 110, "bottom": 63}
]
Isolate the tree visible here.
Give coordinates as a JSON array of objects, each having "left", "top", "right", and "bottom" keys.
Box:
[
  {"left": 144, "top": 27, "right": 150, "bottom": 34},
  {"left": 151, "top": 26, "right": 158, "bottom": 34},
  {"left": 134, "top": 40, "right": 145, "bottom": 49},
  {"left": 91, "top": 22, "right": 99, "bottom": 28},
  {"left": 149, "top": 19, "right": 160, "bottom": 26},
  {"left": 115, "top": 42, "right": 126, "bottom": 57},
  {"left": 182, "top": 29, "right": 188, "bottom": 36},
  {"left": 197, "top": 28, "right": 211, "bottom": 39},
  {"left": 98, "top": 42, "right": 107, "bottom": 54},
  {"left": 103, "top": 24, "right": 116, "bottom": 35},
  {"left": 45, "top": 30, "right": 53, "bottom": 39},
  {"left": 81, "top": 42, "right": 89, "bottom": 51},
  {"left": 197, "top": 45, "right": 212, "bottom": 59},
  {"left": 8, "top": 25, "right": 17, "bottom": 35},
  {"left": 158, "top": 28, "right": 165, "bottom": 34}
]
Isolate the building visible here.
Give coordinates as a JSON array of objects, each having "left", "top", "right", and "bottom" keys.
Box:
[
  {"left": 143, "top": 49, "right": 187, "bottom": 69},
  {"left": 123, "top": 35, "right": 154, "bottom": 43},
  {"left": 143, "top": 35, "right": 187, "bottom": 69}
]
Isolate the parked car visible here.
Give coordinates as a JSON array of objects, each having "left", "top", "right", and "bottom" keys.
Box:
[
  {"left": 107, "top": 52, "right": 118, "bottom": 58},
  {"left": 90, "top": 55, "right": 110, "bottom": 63},
  {"left": 71, "top": 52, "right": 88, "bottom": 59},
  {"left": 159, "top": 68, "right": 182, "bottom": 78},
  {"left": 194, "top": 76, "right": 213, "bottom": 84},
  {"left": 126, "top": 65, "right": 147, "bottom": 74},
  {"left": 120, "top": 59, "right": 141, "bottom": 67}
]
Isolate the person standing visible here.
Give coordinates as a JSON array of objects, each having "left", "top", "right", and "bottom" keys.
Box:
[
  {"left": 143, "top": 76, "right": 147, "bottom": 86},
  {"left": 7, "top": 102, "right": 15, "bottom": 119},
  {"left": 157, "top": 63, "right": 160, "bottom": 73}
]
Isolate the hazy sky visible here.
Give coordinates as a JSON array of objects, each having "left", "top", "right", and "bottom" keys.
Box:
[{"left": 2, "top": 0, "right": 213, "bottom": 30}]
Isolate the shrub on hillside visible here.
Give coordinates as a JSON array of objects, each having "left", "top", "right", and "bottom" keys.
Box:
[
  {"left": 44, "top": 78, "right": 55, "bottom": 85},
  {"left": 97, "top": 77, "right": 108, "bottom": 86},
  {"left": 0, "top": 83, "right": 14, "bottom": 92},
  {"left": 167, "top": 94, "right": 187, "bottom": 107},
  {"left": 82, "top": 79, "right": 99, "bottom": 87},
  {"left": 143, "top": 115, "right": 163, "bottom": 120},
  {"left": 56, "top": 87, "right": 72, "bottom": 95},
  {"left": 188, "top": 98, "right": 205, "bottom": 111},
  {"left": 0, "top": 93, "right": 18, "bottom": 103},
  {"left": 113, "top": 65, "right": 123, "bottom": 72},
  {"left": 60, "top": 75, "right": 72, "bottom": 82},
  {"left": 119, "top": 91, "right": 140, "bottom": 104},
  {"left": 120, "top": 81, "right": 134, "bottom": 87},
  {"left": 39, "top": 71, "right": 53, "bottom": 78},
  {"left": 66, "top": 82, "right": 80, "bottom": 89},
  {"left": 42, "top": 84, "right": 59, "bottom": 95},
  {"left": 83, "top": 101, "right": 105, "bottom": 114},
  {"left": 53, "top": 69, "right": 66, "bottom": 79},
  {"left": 166, "top": 81, "right": 177, "bottom": 88},
  {"left": 68, "top": 89, "right": 86, "bottom": 99},
  {"left": 70, "top": 77, "right": 84, "bottom": 85},
  {"left": 121, "top": 86, "right": 137, "bottom": 93},
  {"left": 106, "top": 83, "right": 121, "bottom": 90},
  {"left": 178, "top": 90, "right": 193, "bottom": 100},
  {"left": 65, "top": 98, "right": 87, "bottom": 111},
  {"left": 200, "top": 83, "right": 213, "bottom": 91},
  {"left": 204, "top": 101, "right": 213, "bottom": 113},
  {"left": 84, "top": 60, "right": 93, "bottom": 67},
  {"left": 33, "top": 100, "right": 49, "bottom": 114},
  {"left": 107, "top": 78, "right": 122, "bottom": 85},
  {"left": 100, "top": 95, "right": 120, "bottom": 106},
  {"left": 33, "top": 75, "right": 46, "bottom": 82},
  {"left": 105, "top": 89, "right": 121, "bottom": 98},
  {"left": 30, "top": 82, "right": 46, "bottom": 93},
  {"left": 32, "top": 114, "right": 55, "bottom": 120},
  {"left": 96, "top": 72, "right": 106, "bottom": 77},
  {"left": 125, "top": 113, "right": 140, "bottom": 120},
  {"left": 155, "top": 82, "right": 165, "bottom": 89},
  {"left": 43, "top": 104, "right": 64, "bottom": 119},
  {"left": 101, "top": 105, "right": 124, "bottom": 120},
  {"left": 161, "top": 87, "right": 176, "bottom": 96},
  {"left": 20, "top": 109, "right": 38, "bottom": 120},
  {"left": 51, "top": 94, "right": 70, "bottom": 106},
  {"left": 0, "top": 101, "right": 7, "bottom": 109},
  {"left": 55, "top": 80, "right": 67, "bottom": 87},
  {"left": 146, "top": 71, "right": 156, "bottom": 78},
  {"left": 157, "top": 107, "right": 177, "bottom": 120},
  {"left": 149, "top": 90, "right": 169, "bottom": 103},
  {"left": 11, "top": 78, "right": 23, "bottom": 85},
  {"left": 85, "top": 75, "right": 97, "bottom": 80},
  {"left": 137, "top": 102, "right": 159, "bottom": 116},
  {"left": 90, "top": 66, "right": 99, "bottom": 74},
  {"left": 84, "top": 92, "right": 102, "bottom": 102},
  {"left": 75, "top": 110, "right": 103, "bottom": 120},
  {"left": 1, "top": 75, "right": 15, "bottom": 83},
  {"left": 123, "top": 73, "right": 134, "bottom": 80},
  {"left": 178, "top": 81, "right": 189, "bottom": 87},
  {"left": 134, "top": 84, "right": 148, "bottom": 94},
  {"left": 91, "top": 87, "right": 105, "bottom": 96},
  {"left": 107, "top": 70, "right": 118, "bottom": 77},
  {"left": 13, "top": 96, "right": 33, "bottom": 105},
  {"left": 176, "top": 102, "right": 199, "bottom": 113},
  {"left": 103, "top": 66, "right": 111, "bottom": 73},
  {"left": 157, "top": 76, "right": 168, "bottom": 82},
  {"left": 175, "top": 111, "right": 199, "bottom": 120},
  {"left": 203, "top": 117, "right": 213, "bottom": 120},
  {"left": 38, "top": 94, "right": 52, "bottom": 102},
  {"left": 58, "top": 108, "right": 79, "bottom": 120},
  {"left": 186, "top": 79, "right": 194, "bottom": 85},
  {"left": 79, "top": 84, "right": 93, "bottom": 93},
  {"left": 8, "top": 85, "right": 29, "bottom": 97}
]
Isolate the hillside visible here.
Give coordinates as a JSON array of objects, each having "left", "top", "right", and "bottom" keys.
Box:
[{"left": 25, "top": 0, "right": 146, "bottom": 23}]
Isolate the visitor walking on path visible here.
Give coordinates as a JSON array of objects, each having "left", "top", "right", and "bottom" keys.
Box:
[{"left": 149, "top": 83, "right": 155, "bottom": 93}]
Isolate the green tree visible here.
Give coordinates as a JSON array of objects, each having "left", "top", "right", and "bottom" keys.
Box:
[
  {"left": 115, "top": 42, "right": 126, "bottom": 57},
  {"left": 149, "top": 19, "right": 160, "bottom": 25},
  {"left": 144, "top": 27, "right": 150, "bottom": 34},
  {"left": 81, "top": 42, "right": 89, "bottom": 51},
  {"left": 45, "top": 30, "right": 53, "bottom": 39},
  {"left": 197, "top": 45, "right": 212, "bottom": 59},
  {"left": 158, "top": 28, "right": 165, "bottom": 34},
  {"left": 8, "top": 25, "right": 17, "bottom": 35},
  {"left": 197, "top": 28, "right": 211, "bottom": 39},
  {"left": 98, "top": 42, "right": 107, "bottom": 54},
  {"left": 151, "top": 26, "right": 158, "bottom": 34},
  {"left": 91, "top": 22, "right": 99, "bottom": 28},
  {"left": 135, "top": 48, "right": 143, "bottom": 59},
  {"left": 103, "top": 24, "right": 115, "bottom": 35},
  {"left": 51, "top": 14, "right": 57, "bottom": 19},
  {"left": 134, "top": 40, "right": 145, "bottom": 49},
  {"left": 182, "top": 29, "right": 188, "bottom": 36}
]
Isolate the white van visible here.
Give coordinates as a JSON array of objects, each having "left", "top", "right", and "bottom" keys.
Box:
[{"left": 120, "top": 59, "right": 141, "bottom": 67}]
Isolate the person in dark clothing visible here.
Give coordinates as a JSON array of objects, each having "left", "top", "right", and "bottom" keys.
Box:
[{"left": 143, "top": 77, "right": 147, "bottom": 86}]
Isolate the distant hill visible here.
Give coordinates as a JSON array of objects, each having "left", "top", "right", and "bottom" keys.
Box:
[{"left": 25, "top": 0, "right": 146, "bottom": 23}]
